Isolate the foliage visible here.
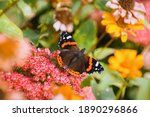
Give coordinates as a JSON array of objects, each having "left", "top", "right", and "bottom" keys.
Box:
[{"left": 0, "top": 0, "right": 150, "bottom": 100}]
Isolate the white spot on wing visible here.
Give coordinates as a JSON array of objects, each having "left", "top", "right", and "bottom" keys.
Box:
[
  {"left": 95, "top": 68, "right": 98, "bottom": 70},
  {"left": 66, "top": 35, "right": 72, "bottom": 40},
  {"left": 95, "top": 61, "right": 99, "bottom": 67}
]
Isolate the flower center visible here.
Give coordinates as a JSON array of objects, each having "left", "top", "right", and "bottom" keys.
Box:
[
  {"left": 118, "top": 0, "right": 135, "bottom": 11},
  {"left": 116, "top": 18, "right": 127, "bottom": 28},
  {"left": 55, "top": 8, "right": 73, "bottom": 25}
]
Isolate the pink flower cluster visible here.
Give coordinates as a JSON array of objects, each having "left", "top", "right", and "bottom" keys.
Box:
[{"left": 0, "top": 47, "right": 94, "bottom": 100}]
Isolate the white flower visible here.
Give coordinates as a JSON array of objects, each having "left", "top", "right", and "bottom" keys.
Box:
[
  {"left": 106, "top": 0, "right": 146, "bottom": 25},
  {"left": 53, "top": 20, "right": 73, "bottom": 32},
  {"left": 53, "top": 6, "right": 73, "bottom": 32}
]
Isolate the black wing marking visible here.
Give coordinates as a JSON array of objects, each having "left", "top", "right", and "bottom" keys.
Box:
[{"left": 58, "top": 32, "right": 77, "bottom": 49}]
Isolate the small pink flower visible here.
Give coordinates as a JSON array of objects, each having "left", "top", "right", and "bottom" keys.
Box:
[{"left": 0, "top": 78, "right": 26, "bottom": 100}]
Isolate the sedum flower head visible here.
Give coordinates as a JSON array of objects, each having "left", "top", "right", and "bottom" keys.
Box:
[
  {"left": 0, "top": 47, "right": 94, "bottom": 100},
  {"left": 106, "top": 0, "right": 146, "bottom": 24},
  {"left": 108, "top": 49, "right": 143, "bottom": 78},
  {"left": 101, "top": 12, "right": 144, "bottom": 42},
  {"left": 0, "top": 78, "right": 26, "bottom": 100}
]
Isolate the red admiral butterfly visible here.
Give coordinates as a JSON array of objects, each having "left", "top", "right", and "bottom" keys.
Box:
[{"left": 57, "top": 32, "right": 104, "bottom": 76}]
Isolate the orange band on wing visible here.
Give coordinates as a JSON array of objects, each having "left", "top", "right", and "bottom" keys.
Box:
[
  {"left": 57, "top": 55, "right": 64, "bottom": 67},
  {"left": 86, "top": 57, "right": 93, "bottom": 72},
  {"left": 68, "top": 69, "right": 81, "bottom": 76},
  {"left": 61, "top": 42, "right": 77, "bottom": 48}
]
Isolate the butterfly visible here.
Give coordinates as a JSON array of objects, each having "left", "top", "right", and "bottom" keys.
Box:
[{"left": 57, "top": 32, "right": 104, "bottom": 76}]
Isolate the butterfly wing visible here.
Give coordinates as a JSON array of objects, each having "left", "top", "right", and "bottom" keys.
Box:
[
  {"left": 85, "top": 56, "right": 104, "bottom": 74},
  {"left": 58, "top": 32, "right": 78, "bottom": 49},
  {"left": 58, "top": 49, "right": 87, "bottom": 75}
]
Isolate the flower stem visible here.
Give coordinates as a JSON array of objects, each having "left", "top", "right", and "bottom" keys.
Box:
[
  {"left": 87, "top": 32, "right": 106, "bottom": 54},
  {"left": 97, "top": 38, "right": 115, "bottom": 56},
  {"left": 0, "top": 0, "right": 19, "bottom": 17}
]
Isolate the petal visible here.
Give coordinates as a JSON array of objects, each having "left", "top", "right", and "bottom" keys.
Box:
[
  {"left": 108, "top": 56, "right": 120, "bottom": 69},
  {"left": 102, "top": 13, "right": 114, "bottom": 20},
  {"left": 125, "top": 49, "right": 137, "bottom": 61},
  {"left": 114, "top": 50, "right": 124, "bottom": 63},
  {"left": 132, "top": 11, "right": 145, "bottom": 20},
  {"left": 106, "top": 24, "right": 120, "bottom": 33},
  {"left": 121, "top": 32, "right": 128, "bottom": 42},
  {"left": 112, "top": 0, "right": 119, "bottom": 4},
  {"left": 134, "top": 55, "right": 143, "bottom": 69},
  {"left": 129, "top": 23, "right": 144, "bottom": 30},
  {"left": 120, "top": 9, "right": 126, "bottom": 17},
  {"left": 130, "top": 17, "right": 138, "bottom": 25},
  {"left": 113, "top": 10, "right": 120, "bottom": 20},
  {"left": 101, "top": 19, "right": 114, "bottom": 25},
  {"left": 129, "top": 69, "right": 142, "bottom": 78},
  {"left": 106, "top": 1, "right": 119, "bottom": 9},
  {"left": 53, "top": 21, "right": 61, "bottom": 31},
  {"left": 60, "top": 24, "right": 67, "bottom": 31},
  {"left": 124, "top": 18, "right": 131, "bottom": 24},
  {"left": 134, "top": 2, "right": 146, "bottom": 13},
  {"left": 67, "top": 24, "right": 73, "bottom": 32}
]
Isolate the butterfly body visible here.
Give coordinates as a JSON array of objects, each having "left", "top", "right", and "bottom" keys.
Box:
[{"left": 57, "top": 32, "right": 104, "bottom": 76}]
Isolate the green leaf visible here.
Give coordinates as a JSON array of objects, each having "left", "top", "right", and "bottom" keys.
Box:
[
  {"left": 80, "top": 4, "right": 95, "bottom": 20},
  {"left": 72, "top": 0, "right": 81, "bottom": 25},
  {"left": 93, "top": 48, "right": 115, "bottom": 60},
  {"left": 73, "top": 19, "right": 97, "bottom": 53},
  {"left": 39, "top": 11, "right": 54, "bottom": 25},
  {"left": 38, "top": 39, "right": 50, "bottom": 47},
  {"left": 127, "top": 78, "right": 150, "bottom": 100},
  {"left": 94, "top": 0, "right": 111, "bottom": 12},
  {"left": 71, "top": 0, "right": 81, "bottom": 15},
  {"left": 23, "top": 28, "right": 39, "bottom": 44},
  {"left": 17, "top": 0, "right": 34, "bottom": 19},
  {"left": 0, "top": 15, "right": 23, "bottom": 38},
  {"left": 91, "top": 80, "right": 116, "bottom": 100},
  {"left": 0, "top": 1, "right": 7, "bottom": 9},
  {"left": 91, "top": 63, "right": 127, "bottom": 99},
  {"left": 80, "top": 76, "right": 93, "bottom": 88}
]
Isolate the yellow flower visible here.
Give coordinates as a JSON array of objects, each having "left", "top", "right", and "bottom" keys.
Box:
[
  {"left": 101, "top": 12, "right": 144, "bottom": 42},
  {"left": 108, "top": 49, "right": 143, "bottom": 79},
  {"left": 52, "top": 85, "right": 83, "bottom": 100}
]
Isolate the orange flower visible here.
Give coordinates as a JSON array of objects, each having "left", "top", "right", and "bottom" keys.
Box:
[
  {"left": 108, "top": 49, "right": 143, "bottom": 78},
  {"left": 0, "top": 34, "right": 31, "bottom": 71},
  {"left": 52, "top": 85, "right": 83, "bottom": 100}
]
